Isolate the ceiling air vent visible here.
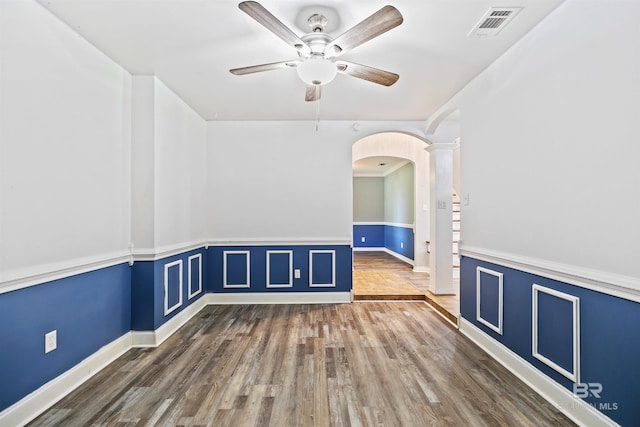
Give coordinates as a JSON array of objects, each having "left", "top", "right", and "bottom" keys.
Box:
[{"left": 468, "top": 7, "right": 522, "bottom": 37}]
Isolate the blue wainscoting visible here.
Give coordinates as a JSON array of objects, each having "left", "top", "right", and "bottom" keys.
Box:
[
  {"left": 352, "top": 224, "right": 414, "bottom": 261},
  {"left": 383, "top": 225, "right": 414, "bottom": 260},
  {"left": 352, "top": 224, "right": 385, "bottom": 248},
  {"left": 0, "top": 264, "right": 131, "bottom": 413},
  {"left": 207, "top": 245, "right": 352, "bottom": 293},
  {"left": 460, "top": 256, "right": 640, "bottom": 426},
  {"left": 131, "top": 248, "right": 206, "bottom": 331}
]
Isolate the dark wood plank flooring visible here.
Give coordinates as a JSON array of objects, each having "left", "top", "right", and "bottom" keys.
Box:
[{"left": 29, "top": 303, "right": 573, "bottom": 427}]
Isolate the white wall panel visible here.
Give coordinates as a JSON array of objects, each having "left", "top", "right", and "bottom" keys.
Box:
[
  {"left": 0, "top": 0, "right": 131, "bottom": 278},
  {"left": 206, "top": 121, "right": 356, "bottom": 241},
  {"left": 458, "top": 0, "right": 640, "bottom": 279},
  {"left": 154, "top": 79, "right": 206, "bottom": 249}
]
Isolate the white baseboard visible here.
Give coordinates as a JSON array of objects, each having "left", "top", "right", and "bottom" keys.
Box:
[
  {"left": 0, "top": 332, "right": 132, "bottom": 427},
  {"left": 352, "top": 246, "right": 386, "bottom": 252},
  {"left": 383, "top": 248, "right": 415, "bottom": 266},
  {"left": 352, "top": 247, "right": 416, "bottom": 267},
  {"left": 1, "top": 290, "right": 346, "bottom": 425},
  {"left": 207, "top": 292, "right": 351, "bottom": 305},
  {"left": 413, "top": 266, "right": 430, "bottom": 273},
  {"left": 459, "top": 318, "right": 618, "bottom": 427},
  {"left": 131, "top": 296, "right": 208, "bottom": 348}
]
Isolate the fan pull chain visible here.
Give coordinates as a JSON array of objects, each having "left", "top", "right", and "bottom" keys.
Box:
[{"left": 315, "top": 93, "right": 321, "bottom": 131}]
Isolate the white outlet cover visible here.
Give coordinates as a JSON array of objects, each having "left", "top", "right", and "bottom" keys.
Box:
[
  {"left": 45, "top": 330, "right": 57, "bottom": 353},
  {"left": 294, "top": 269, "right": 301, "bottom": 279}
]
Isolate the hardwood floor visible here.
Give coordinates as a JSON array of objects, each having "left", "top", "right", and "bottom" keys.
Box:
[
  {"left": 353, "top": 251, "right": 460, "bottom": 322},
  {"left": 352, "top": 271, "right": 424, "bottom": 301},
  {"left": 30, "top": 303, "right": 574, "bottom": 427}
]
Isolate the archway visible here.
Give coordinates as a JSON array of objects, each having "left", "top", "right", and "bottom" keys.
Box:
[{"left": 352, "top": 132, "right": 429, "bottom": 273}]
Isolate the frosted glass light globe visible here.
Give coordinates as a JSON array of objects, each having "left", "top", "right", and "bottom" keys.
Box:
[{"left": 297, "top": 57, "right": 337, "bottom": 86}]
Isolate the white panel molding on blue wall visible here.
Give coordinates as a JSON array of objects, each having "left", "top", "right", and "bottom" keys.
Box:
[
  {"left": 309, "top": 250, "right": 336, "bottom": 288},
  {"left": 532, "top": 284, "right": 581, "bottom": 384},
  {"left": 188, "top": 254, "right": 202, "bottom": 299},
  {"left": 164, "top": 260, "right": 183, "bottom": 315},
  {"left": 476, "top": 267, "right": 504, "bottom": 335},
  {"left": 223, "top": 250, "right": 250, "bottom": 288},
  {"left": 460, "top": 246, "right": 640, "bottom": 303},
  {"left": 266, "top": 250, "right": 293, "bottom": 288}
]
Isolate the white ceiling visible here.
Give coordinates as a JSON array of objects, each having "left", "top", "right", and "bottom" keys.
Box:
[{"left": 36, "top": 0, "right": 564, "bottom": 121}]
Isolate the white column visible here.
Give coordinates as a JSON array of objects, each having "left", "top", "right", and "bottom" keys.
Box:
[
  {"left": 413, "top": 147, "right": 430, "bottom": 273},
  {"left": 426, "top": 143, "right": 457, "bottom": 295}
]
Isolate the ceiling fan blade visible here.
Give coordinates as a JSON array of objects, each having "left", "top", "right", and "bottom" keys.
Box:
[
  {"left": 230, "top": 60, "right": 300, "bottom": 75},
  {"left": 336, "top": 61, "right": 399, "bottom": 86},
  {"left": 305, "top": 85, "right": 321, "bottom": 102},
  {"left": 239, "top": 1, "right": 310, "bottom": 55},
  {"left": 327, "top": 5, "right": 403, "bottom": 57}
]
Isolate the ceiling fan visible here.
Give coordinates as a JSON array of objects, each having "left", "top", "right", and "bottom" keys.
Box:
[{"left": 230, "top": 1, "right": 403, "bottom": 102}]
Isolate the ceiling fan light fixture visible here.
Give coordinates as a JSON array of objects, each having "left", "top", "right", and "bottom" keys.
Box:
[{"left": 297, "top": 57, "right": 337, "bottom": 86}]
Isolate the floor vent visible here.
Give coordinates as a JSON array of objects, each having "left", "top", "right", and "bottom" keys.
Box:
[{"left": 468, "top": 7, "right": 522, "bottom": 37}]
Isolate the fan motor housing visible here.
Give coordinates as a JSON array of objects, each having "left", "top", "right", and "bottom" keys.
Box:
[{"left": 300, "top": 32, "right": 332, "bottom": 55}]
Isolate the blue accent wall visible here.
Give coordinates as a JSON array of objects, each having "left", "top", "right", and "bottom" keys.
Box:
[
  {"left": 131, "top": 261, "right": 155, "bottom": 331},
  {"left": 383, "top": 225, "right": 414, "bottom": 260},
  {"left": 352, "top": 224, "right": 414, "bottom": 261},
  {"left": 207, "top": 245, "right": 352, "bottom": 293},
  {"left": 0, "top": 243, "right": 350, "bottom": 415},
  {"left": 0, "top": 264, "right": 131, "bottom": 413},
  {"left": 353, "top": 224, "right": 385, "bottom": 248},
  {"left": 460, "top": 256, "right": 640, "bottom": 426},
  {"left": 131, "top": 248, "right": 207, "bottom": 331}
]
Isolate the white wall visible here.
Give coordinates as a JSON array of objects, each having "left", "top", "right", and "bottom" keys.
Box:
[
  {"left": 206, "top": 121, "right": 354, "bottom": 243},
  {"left": 131, "top": 76, "right": 156, "bottom": 252},
  {"left": 154, "top": 80, "right": 206, "bottom": 249},
  {"left": 130, "top": 76, "right": 206, "bottom": 253},
  {"left": 0, "top": 0, "right": 131, "bottom": 281},
  {"left": 458, "top": 0, "right": 640, "bottom": 280}
]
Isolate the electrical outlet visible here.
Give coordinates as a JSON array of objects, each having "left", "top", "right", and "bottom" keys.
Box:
[
  {"left": 400, "top": 242, "right": 404, "bottom": 249},
  {"left": 361, "top": 236, "right": 365, "bottom": 242},
  {"left": 45, "top": 330, "right": 57, "bottom": 353},
  {"left": 294, "top": 269, "right": 301, "bottom": 279}
]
